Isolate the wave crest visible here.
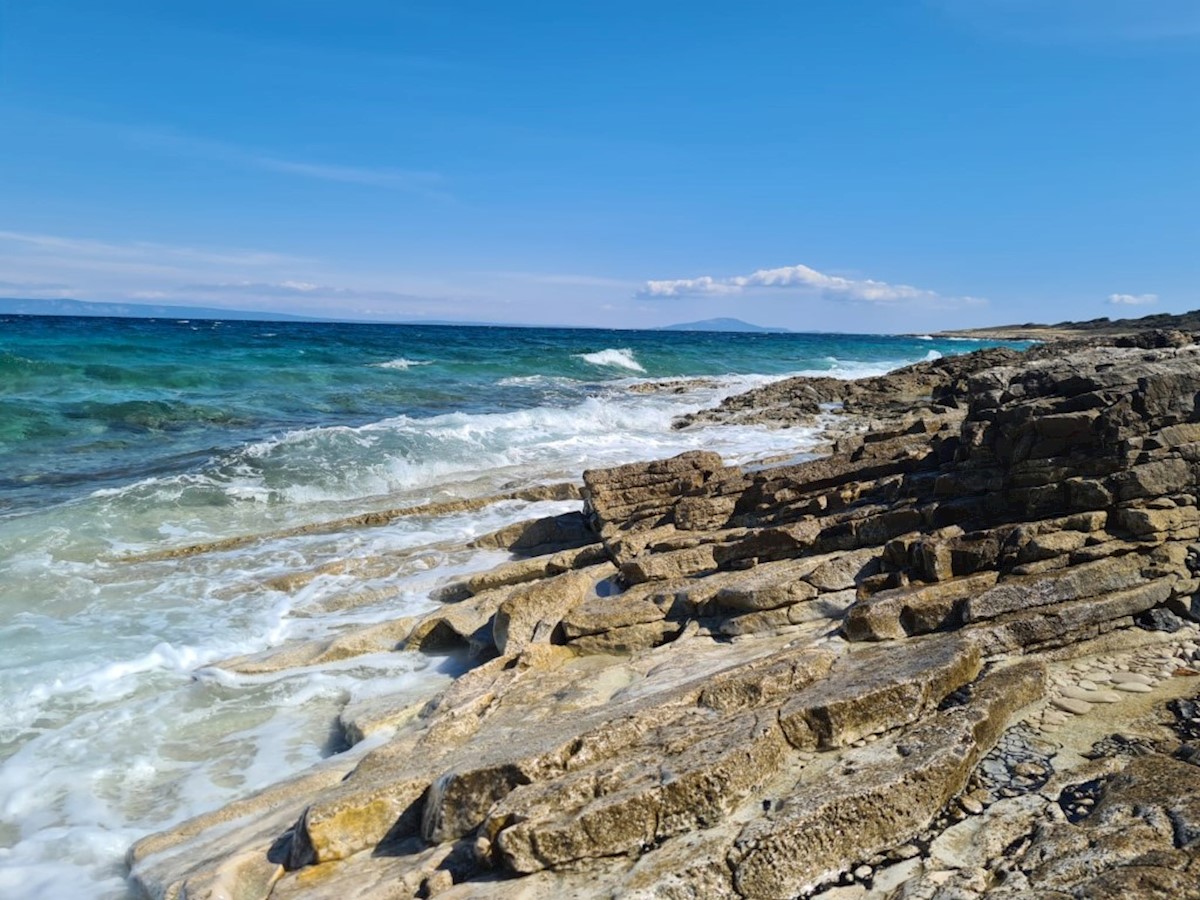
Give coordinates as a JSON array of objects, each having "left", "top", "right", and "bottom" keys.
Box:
[
  {"left": 371, "top": 358, "right": 431, "bottom": 370},
  {"left": 575, "top": 348, "right": 646, "bottom": 372}
]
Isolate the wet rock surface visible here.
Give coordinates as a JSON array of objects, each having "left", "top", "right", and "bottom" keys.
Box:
[{"left": 128, "top": 330, "right": 1200, "bottom": 899}]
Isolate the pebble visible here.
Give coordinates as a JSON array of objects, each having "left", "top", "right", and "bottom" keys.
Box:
[
  {"left": 960, "top": 796, "right": 983, "bottom": 814},
  {"left": 1114, "top": 682, "right": 1153, "bottom": 694},
  {"left": 1013, "top": 762, "right": 1045, "bottom": 778},
  {"left": 854, "top": 865, "right": 872, "bottom": 881},
  {"left": 1111, "top": 672, "right": 1155, "bottom": 685},
  {"left": 1061, "top": 685, "right": 1118, "bottom": 703},
  {"left": 1052, "top": 697, "right": 1092, "bottom": 715},
  {"left": 1044, "top": 710, "right": 1069, "bottom": 725},
  {"left": 1077, "top": 678, "right": 1099, "bottom": 690}
]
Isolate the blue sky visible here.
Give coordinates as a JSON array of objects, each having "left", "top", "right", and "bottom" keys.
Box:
[{"left": 0, "top": 0, "right": 1196, "bottom": 331}]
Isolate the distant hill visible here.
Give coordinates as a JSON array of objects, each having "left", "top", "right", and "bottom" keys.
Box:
[
  {"left": 661, "top": 317, "right": 790, "bottom": 333},
  {"left": 0, "top": 297, "right": 320, "bottom": 322}
]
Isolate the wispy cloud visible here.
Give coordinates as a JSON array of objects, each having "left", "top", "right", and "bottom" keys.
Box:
[
  {"left": 131, "top": 129, "right": 446, "bottom": 195},
  {"left": 19, "top": 112, "right": 448, "bottom": 196},
  {"left": 0, "top": 230, "right": 300, "bottom": 269},
  {"left": 0, "top": 227, "right": 467, "bottom": 321},
  {"left": 487, "top": 271, "right": 640, "bottom": 290},
  {"left": 0, "top": 278, "right": 75, "bottom": 298},
  {"left": 177, "top": 280, "right": 429, "bottom": 305},
  {"left": 638, "top": 262, "right": 985, "bottom": 308},
  {"left": 0, "top": 229, "right": 338, "bottom": 310},
  {"left": 1108, "top": 292, "right": 1158, "bottom": 306},
  {"left": 931, "top": 0, "right": 1200, "bottom": 43}
]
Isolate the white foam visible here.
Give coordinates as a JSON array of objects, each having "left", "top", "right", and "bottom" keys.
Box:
[
  {"left": 496, "top": 374, "right": 582, "bottom": 388},
  {"left": 371, "top": 357, "right": 431, "bottom": 370},
  {"left": 916, "top": 334, "right": 933, "bottom": 340},
  {"left": 923, "top": 350, "right": 944, "bottom": 361},
  {"left": 575, "top": 348, "right": 646, "bottom": 372},
  {"left": 801, "top": 357, "right": 898, "bottom": 379}
]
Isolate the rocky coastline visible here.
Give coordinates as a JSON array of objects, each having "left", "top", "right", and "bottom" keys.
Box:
[{"left": 129, "top": 324, "right": 1200, "bottom": 900}]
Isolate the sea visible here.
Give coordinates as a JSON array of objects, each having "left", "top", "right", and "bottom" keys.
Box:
[{"left": 0, "top": 314, "right": 1012, "bottom": 897}]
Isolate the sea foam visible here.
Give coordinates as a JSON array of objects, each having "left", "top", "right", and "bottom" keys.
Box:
[
  {"left": 575, "top": 348, "right": 646, "bottom": 372},
  {"left": 371, "top": 357, "right": 431, "bottom": 370}
]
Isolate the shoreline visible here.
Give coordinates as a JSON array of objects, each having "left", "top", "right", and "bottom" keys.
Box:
[
  {"left": 79, "top": 317, "right": 1200, "bottom": 896},
  {"left": 924, "top": 307, "right": 1200, "bottom": 343}
]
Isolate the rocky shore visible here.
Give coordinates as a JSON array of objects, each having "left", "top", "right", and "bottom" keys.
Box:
[{"left": 129, "top": 326, "right": 1200, "bottom": 900}]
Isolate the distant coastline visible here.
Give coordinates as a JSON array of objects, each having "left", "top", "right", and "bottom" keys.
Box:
[
  {"left": 0, "top": 299, "right": 771, "bottom": 335},
  {"left": 927, "top": 309, "right": 1200, "bottom": 342}
]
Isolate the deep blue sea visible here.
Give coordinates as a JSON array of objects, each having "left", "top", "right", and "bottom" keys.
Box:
[{"left": 0, "top": 314, "right": 1013, "bottom": 897}]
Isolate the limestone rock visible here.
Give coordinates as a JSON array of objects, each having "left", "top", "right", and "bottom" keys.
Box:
[
  {"left": 778, "top": 635, "right": 982, "bottom": 751},
  {"left": 844, "top": 572, "right": 999, "bottom": 641},
  {"left": 729, "top": 663, "right": 1045, "bottom": 898},
  {"left": 492, "top": 564, "right": 615, "bottom": 655}
]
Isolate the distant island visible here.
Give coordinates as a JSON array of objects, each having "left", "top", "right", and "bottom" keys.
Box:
[{"left": 660, "top": 317, "right": 790, "bottom": 333}]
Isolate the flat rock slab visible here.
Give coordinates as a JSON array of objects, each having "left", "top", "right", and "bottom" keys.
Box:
[
  {"left": 844, "top": 571, "right": 999, "bottom": 642},
  {"left": 778, "top": 634, "right": 982, "bottom": 751}
]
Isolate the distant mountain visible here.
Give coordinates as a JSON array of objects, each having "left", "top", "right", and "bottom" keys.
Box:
[
  {"left": 661, "top": 317, "right": 790, "bottom": 333},
  {"left": 0, "top": 297, "right": 320, "bottom": 322}
]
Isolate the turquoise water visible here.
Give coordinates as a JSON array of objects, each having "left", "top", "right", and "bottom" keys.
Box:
[
  {"left": 0, "top": 315, "right": 985, "bottom": 511},
  {"left": 0, "top": 314, "right": 1012, "bottom": 897}
]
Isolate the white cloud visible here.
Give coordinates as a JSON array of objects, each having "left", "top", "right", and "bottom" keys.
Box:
[
  {"left": 1107, "top": 292, "right": 1158, "bottom": 306},
  {"left": 639, "top": 262, "right": 984, "bottom": 308}
]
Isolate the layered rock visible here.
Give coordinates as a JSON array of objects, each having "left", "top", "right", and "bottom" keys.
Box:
[{"left": 128, "top": 332, "right": 1200, "bottom": 900}]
